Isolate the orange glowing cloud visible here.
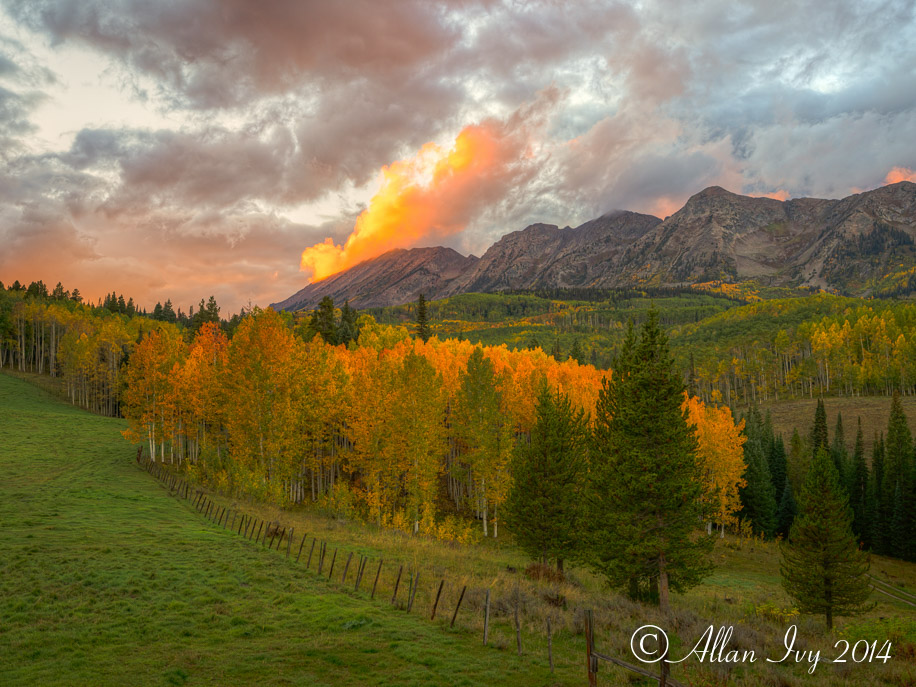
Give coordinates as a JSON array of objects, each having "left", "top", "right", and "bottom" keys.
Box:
[
  {"left": 300, "top": 112, "right": 540, "bottom": 282},
  {"left": 749, "top": 189, "right": 790, "bottom": 201},
  {"left": 885, "top": 167, "right": 916, "bottom": 184}
]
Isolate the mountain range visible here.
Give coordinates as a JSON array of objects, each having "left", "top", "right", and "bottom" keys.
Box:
[{"left": 272, "top": 181, "right": 916, "bottom": 311}]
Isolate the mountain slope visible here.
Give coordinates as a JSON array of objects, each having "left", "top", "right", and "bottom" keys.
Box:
[
  {"left": 450, "top": 210, "right": 662, "bottom": 294},
  {"left": 272, "top": 246, "right": 478, "bottom": 311},
  {"left": 274, "top": 181, "right": 916, "bottom": 310}
]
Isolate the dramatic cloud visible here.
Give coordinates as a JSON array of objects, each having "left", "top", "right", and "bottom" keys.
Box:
[
  {"left": 300, "top": 92, "right": 555, "bottom": 281},
  {"left": 886, "top": 167, "right": 916, "bottom": 184},
  {"left": 1, "top": 0, "right": 915, "bottom": 310}
]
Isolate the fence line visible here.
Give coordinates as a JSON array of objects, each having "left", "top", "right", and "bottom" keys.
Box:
[{"left": 140, "top": 453, "right": 658, "bottom": 683}]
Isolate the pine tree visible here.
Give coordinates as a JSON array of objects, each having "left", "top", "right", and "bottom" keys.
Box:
[
  {"left": 869, "top": 434, "right": 885, "bottom": 552},
  {"left": 205, "top": 295, "right": 220, "bottom": 323},
  {"left": 776, "top": 481, "right": 797, "bottom": 538},
  {"left": 831, "top": 412, "right": 848, "bottom": 489},
  {"left": 848, "top": 419, "right": 869, "bottom": 544},
  {"left": 781, "top": 447, "right": 873, "bottom": 631},
  {"left": 739, "top": 443, "right": 778, "bottom": 537},
  {"left": 338, "top": 301, "right": 359, "bottom": 346},
  {"left": 504, "top": 384, "right": 586, "bottom": 573},
  {"left": 586, "top": 312, "right": 712, "bottom": 611},
  {"left": 768, "top": 434, "right": 788, "bottom": 498},
  {"left": 811, "top": 398, "right": 829, "bottom": 457},
  {"left": 889, "top": 483, "right": 907, "bottom": 559},
  {"left": 309, "top": 296, "right": 337, "bottom": 344},
  {"left": 881, "top": 392, "right": 911, "bottom": 557},
  {"left": 740, "top": 406, "right": 777, "bottom": 537},
  {"left": 549, "top": 338, "right": 563, "bottom": 361},
  {"left": 568, "top": 339, "right": 583, "bottom": 363},
  {"left": 162, "top": 299, "right": 177, "bottom": 323},
  {"left": 415, "top": 293, "right": 431, "bottom": 343}
]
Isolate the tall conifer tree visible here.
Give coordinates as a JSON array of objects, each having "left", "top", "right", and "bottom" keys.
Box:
[
  {"left": 781, "top": 447, "right": 873, "bottom": 630},
  {"left": 504, "top": 384, "right": 586, "bottom": 573},
  {"left": 831, "top": 412, "right": 848, "bottom": 489},
  {"left": 811, "top": 398, "right": 829, "bottom": 457},
  {"left": 881, "top": 392, "right": 911, "bottom": 556},
  {"left": 849, "top": 419, "right": 869, "bottom": 544},
  {"left": 869, "top": 434, "right": 886, "bottom": 552},
  {"left": 776, "top": 481, "right": 797, "bottom": 538},
  {"left": 586, "top": 311, "right": 712, "bottom": 611},
  {"left": 415, "top": 293, "right": 431, "bottom": 343}
]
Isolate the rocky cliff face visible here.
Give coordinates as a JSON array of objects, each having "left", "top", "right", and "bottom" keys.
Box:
[
  {"left": 617, "top": 182, "right": 916, "bottom": 289},
  {"left": 271, "top": 246, "right": 478, "bottom": 310},
  {"left": 273, "top": 182, "right": 916, "bottom": 310},
  {"left": 450, "top": 211, "right": 662, "bottom": 293}
]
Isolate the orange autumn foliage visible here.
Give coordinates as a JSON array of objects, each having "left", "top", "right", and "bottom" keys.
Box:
[{"left": 121, "top": 309, "right": 745, "bottom": 543}]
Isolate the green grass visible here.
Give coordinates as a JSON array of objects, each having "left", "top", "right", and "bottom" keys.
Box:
[
  {"left": 3, "top": 372, "right": 915, "bottom": 687},
  {"left": 0, "top": 373, "right": 566, "bottom": 686}
]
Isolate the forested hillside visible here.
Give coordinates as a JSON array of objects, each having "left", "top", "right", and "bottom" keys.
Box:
[
  {"left": 374, "top": 290, "right": 916, "bottom": 404},
  {"left": 4, "top": 279, "right": 915, "bottom": 565},
  {"left": 117, "top": 310, "right": 747, "bottom": 544}
]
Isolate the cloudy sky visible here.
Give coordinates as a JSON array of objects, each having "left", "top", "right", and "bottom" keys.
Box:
[{"left": 1, "top": 0, "right": 915, "bottom": 312}]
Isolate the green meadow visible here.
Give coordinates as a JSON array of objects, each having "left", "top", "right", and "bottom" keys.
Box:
[
  {"left": 2, "top": 371, "right": 914, "bottom": 687},
  {"left": 0, "top": 373, "right": 563, "bottom": 686}
]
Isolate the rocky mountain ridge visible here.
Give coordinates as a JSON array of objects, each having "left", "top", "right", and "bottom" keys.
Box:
[{"left": 273, "top": 181, "right": 916, "bottom": 310}]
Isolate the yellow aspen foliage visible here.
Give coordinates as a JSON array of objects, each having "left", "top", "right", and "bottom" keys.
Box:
[{"left": 683, "top": 395, "right": 747, "bottom": 530}]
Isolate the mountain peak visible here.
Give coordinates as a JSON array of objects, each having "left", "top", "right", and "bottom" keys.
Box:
[{"left": 273, "top": 183, "right": 916, "bottom": 310}]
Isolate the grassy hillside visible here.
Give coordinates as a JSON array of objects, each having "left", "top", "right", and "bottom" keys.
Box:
[
  {"left": 2, "top": 371, "right": 914, "bottom": 686},
  {"left": 0, "top": 373, "right": 563, "bottom": 686},
  {"left": 758, "top": 395, "right": 916, "bottom": 456}
]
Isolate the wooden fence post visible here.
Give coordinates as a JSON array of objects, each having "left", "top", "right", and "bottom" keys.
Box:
[
  {"left": 483, "top": 590, "right": 491, "bottom": 646},
  {"left": 267, "top": 524, "right": 276, "bottom": 548},
  {"left": 660, "top": 644, "right": 670, "bottom": 687},
  {"left": 275, "top": 527, "right": 286, "bottom": 551},
  {"left": 371, "top": 560, "right": 383, "bottom": 600},
  {"left": 430, "top": 579, "right": 444, "bottom": 620},
  {"left": 450, "top": 586, "right": 466, "bottom": 628},
  {"left": 254, "top": 520, "right": 263, "bottom": 544},
  {"left": 306, "top": 538, "right": 317, "bottom": 568},
  {"left": 391, "top": 565, "right": 403, "bottom": 605},
  {"left": 355, "top": 557, "right": 366, "bottom": 591},
  {"left": 286, "top": 528, "right": 294, "bottom": 558},
  {"left": 407, "top": 572, "right": 420, "bottom": 613},
  {"left": 341, "top": 552, "right": 353, "bottom": 583},
  {"left": 327, "top": 549, "right": 338, "bottom": 580},
  {"left": 296, "top": 533, "right": 307, "bottom": 563},
  {"left": 585, "top": 609, "right": 597, "bottom": 687}
]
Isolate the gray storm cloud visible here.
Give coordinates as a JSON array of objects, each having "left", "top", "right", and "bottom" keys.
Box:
[{"left": 0, "top": 0, "right": 914, "bottom": 310}]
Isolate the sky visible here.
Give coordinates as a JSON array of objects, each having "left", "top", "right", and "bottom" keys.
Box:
[{"left": 1, "top": 0, "right": 915, "bottom": 313}]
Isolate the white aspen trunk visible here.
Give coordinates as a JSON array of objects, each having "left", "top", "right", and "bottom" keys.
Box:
[{"left": 482, "top": 478, "right": 488, "bottom": 537}]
